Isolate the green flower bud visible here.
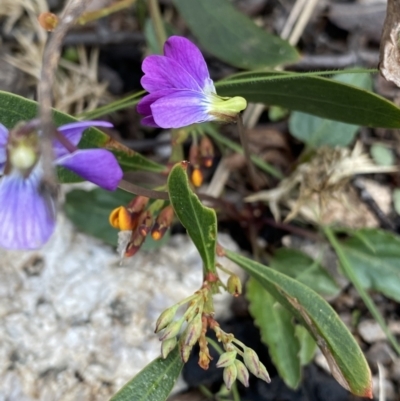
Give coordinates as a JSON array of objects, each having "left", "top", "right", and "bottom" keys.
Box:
[
  {"left": 159, "top": 317, "right": 184, "bottom": 341},
  {"left": 256, "top": 362, "right": 271, "bottom": 383},
  {"left": 155, "top": 305, "right": 179, "bottom": 333},
  {"left": 243, "top": 346, "right": 261, "bottom": 376},
  {"left": 227, "top": 274, "right": 242, "bottom": 297},
  {"left": 180, "top": 343, "right": 192, "bottom": 363},
  {"left": 223, "top": 363, "right": 237, "bottom": 390},
  {"left": 216, "top": 351, "right": 237, "bottom": 368},
  {"left": 182, "top": 313, "right": 202, "bottom": 348},
  {"left": 184, "top": 300, "right": 202, "bottom": 323},
  {"left": 161, "top": 337, "right": 177, "bottom": 359},
  {"left": 234, "top": 360, "right": 249, "bottom": 387}
]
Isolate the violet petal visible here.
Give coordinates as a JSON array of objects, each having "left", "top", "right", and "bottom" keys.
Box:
[
  {"left": 164, "top": 36, "right": 215, "bottom": 92},
  {"left": 137, "top": 89, "right": 176, "bottom": 116},
  {"left": 0, "top": 167, "right": 56, "bottom": 250},
  {"left": 141, "top": 115, "right": 159, "bottom": 127},
  {"left": 141, "top": 56, "right": 202, "bottom": 93},
  {"left": 0, "top": 123, "right": 8, "bottom": 174},
  {"left": 56, "top": 149, "right": 123, "bottom": 190},
  {"left": 151, "top": 90, "right": 214, "bottom": 128},
  {"left": 54, "top": 121, "right": 113, "bottom": 158}
]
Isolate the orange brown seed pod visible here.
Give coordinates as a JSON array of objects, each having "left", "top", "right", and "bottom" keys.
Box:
[
  {"left": 188, "top": 142, "right": 200, "bottom": 166},
  {"left": 127, "top": 196, "right": 149, "bottom": 214},
  {"left": 200, "top": 135, "right": 214, "bottom": 168},
  {"left": 151, "top": 205, "right": 174, "bottom": 241},
  {"left": 137, "top": 210, "right": 153, "bottom": 237},
  {"left": 125, "top": 230, "right": 146, "bottom": 257}
]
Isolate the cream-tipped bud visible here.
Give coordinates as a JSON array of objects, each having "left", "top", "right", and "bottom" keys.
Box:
[
  {"left": 161, "top": 337, "right": 177, "bottom": 359},
  {"left": 243, "top": 347, "right": 261, "bottom": 376},
  {"left": 155, "top": 305, "right": 179, "bottom": 333},
  {"left": 182, "top": 313, "right": 202, "bottom": 348},
  {"left": 216, "top": 351, "right": 237, "bottom": 368},
  {"left": 180, "top": 343, "right": 192, "bottom": 363},
  {"left": 227, "top": 274, "right": 242, "bottom": 297},
  {"left": 223, "top": 363, "right": 237, "bottom": 390},
  {"left": 234, "top": 360, "right": 250, "bottom": 387},
  {"left": 159, "top": 318, "right": 184, "bottom": 341},
  {"left": 256, "top": 362, "right": 271, "bottom": 383}
]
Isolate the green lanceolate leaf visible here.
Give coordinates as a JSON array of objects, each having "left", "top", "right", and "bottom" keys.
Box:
[
  {"left": 216, "top": 70, "right": 400, "bottom": 129},
  {"left": 224, "top": 249, "right": 372, "bottom": 398},
  {"left": 109, "top": 346, "right": 183, "bottom": 401},
  {"left": 247, "top": 277, "right": 301, "bottom": 389},
  {"left": 269, "top": 248, "right": 340, "bottom": 297},
  {"left": 0, "top": 90, "right": 165, "bottom": 183},
  {"left": 173, "top": 0, "right": 299, "bottom": 69},
  {"left": 289, "top": 72, "right": 373, "bottom": 147},
  {"left": 167, "top": 162, "right": 217, "bottom": 273},
  {"left": 340, "top": 228, "right": 400, "bottom": 303}
]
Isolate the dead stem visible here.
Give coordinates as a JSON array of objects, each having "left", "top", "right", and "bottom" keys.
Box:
[{"left": 38, "top": 0, "right": 92, "bottom": 190}]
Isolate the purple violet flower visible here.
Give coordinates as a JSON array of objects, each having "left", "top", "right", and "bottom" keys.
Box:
[
  {"left": 137, "top": 36, "right": 247, "bottom": 128},
  {"left": 0, "top": 121, "right": 123, "bottom": 250}
]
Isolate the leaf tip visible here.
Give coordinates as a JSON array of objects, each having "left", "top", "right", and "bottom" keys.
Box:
[{"left": 362, "top": 384, "right": 373, "bottom": 399}]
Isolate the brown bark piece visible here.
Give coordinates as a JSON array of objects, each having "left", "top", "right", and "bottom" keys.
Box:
[{"left": 379, "top": 0, "right": 400, "bottom": 87}]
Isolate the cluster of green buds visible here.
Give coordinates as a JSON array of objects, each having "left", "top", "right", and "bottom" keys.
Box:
[
  {"left": 154, "top": 286, "right": 209, "bottom": 363},
  {"left": 109, "top": 196, "right": 174, "bottom": 257},
  {"left": 155, "top": 270, "right": 270, "bottom": 392},
  {"left": 213, "top": 323, "right": 271, "bottom": 390}
]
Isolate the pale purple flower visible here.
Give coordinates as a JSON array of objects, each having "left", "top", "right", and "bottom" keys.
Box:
[
  {"left": 137, "top": 36, "right": 246, "bottom": 128},
  {"left": 0, "top": 121, "right": 123, "bottom": 250}
]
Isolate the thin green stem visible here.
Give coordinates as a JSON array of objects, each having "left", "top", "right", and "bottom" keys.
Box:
[
  {"left": 206, "top": 336, "right": 225, "bottom": 355},
  {"left": 78, "top": 91, "right": 144, "bottom": 119},
  {"left": 237, "top": 115, "right": 259, "bottom": 190},
  {"left": 323, "top": 225, "right": 400, "bottom": 355},
  {"left": 147, "top": 0, "right": 166, "bottom": 51},
  {"left": 205, "top": 124, "right": 284, "bottom": 179},
  {"left": 215, "top": 68, "right": 379, "bottom": 88},
  {"left": 231, "top": 383, "right": 241, "bottom": 401},
  {"left": 216, "top": 263, "right": 234, "bottom": 276}
]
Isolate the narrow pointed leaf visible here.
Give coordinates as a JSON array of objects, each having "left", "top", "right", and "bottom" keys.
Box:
[
  {"left": 247, "top": 277, "right": 301, "bottom": 389},
  {"left": 167, "top": 162, "right": 217, "bottom": 272},
  {"left": 216, "top": 71, "right": 400, "bottom": 128},
  {"left": 224, "top": 249, "right": 372, "bottom": 398},
  {"left": 173, "top": 0, "right": 299, "bottom": 69},
  {"left": 109, "top": 346, "right": 183, "bottom": 401},
  {"left": 0, "top": 90, "right": 165, "bottom": 183}
]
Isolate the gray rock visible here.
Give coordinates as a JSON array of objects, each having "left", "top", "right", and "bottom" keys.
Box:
[{"left": 0, "top": 213, "right": 240, "bottom": 400}]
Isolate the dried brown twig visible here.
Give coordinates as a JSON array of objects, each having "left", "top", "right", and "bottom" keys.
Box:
[{"left": 38, "top": 0, "right": 93, "bottom": 191}]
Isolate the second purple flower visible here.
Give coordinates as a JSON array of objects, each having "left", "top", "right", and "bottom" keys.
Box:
[
  {"left": 137, "top": 36, "right": 247, "bottom": 129},
  {"left": 0, "top": 121, "right": 123, "bottom": 250}
]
